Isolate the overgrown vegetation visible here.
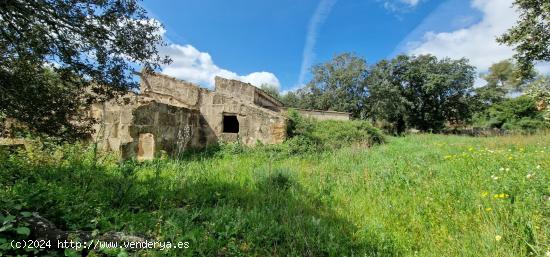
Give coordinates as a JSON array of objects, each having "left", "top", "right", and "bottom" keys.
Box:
[
  {"left": 1, "top": 132, "right": 549, "bottom": 256},
  {"left": 284, "top": 109, "right": 385, "bottom": 154},
  {"left": 473, "top": 96, "right": 548, "bottom": 132}
]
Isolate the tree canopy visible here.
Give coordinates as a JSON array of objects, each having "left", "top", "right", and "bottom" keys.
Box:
[
  {"left": 525, "top": 76, "right": 550, "bottom": 121},
  {"left": 281, "top": 53, "right": 476, "bottom": 134},
  {"left": 498, "top": 0, "right": 550, "bottom": 76},
  {"left": 295, "top": 53, "right": 369, "bottom": 118},
  {"left": 474, "top": 60, "right": 533, "bottom": 108},
  {"left": 367, "top": 54, "right": 476, "bottom": 133},
  {"left": 0, "top": 0, "right": 169, "bottom": 139}
]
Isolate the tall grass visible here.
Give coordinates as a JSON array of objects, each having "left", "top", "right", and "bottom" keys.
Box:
[{"left": 1, "top": 133, "right": 549, "bottom": 256}]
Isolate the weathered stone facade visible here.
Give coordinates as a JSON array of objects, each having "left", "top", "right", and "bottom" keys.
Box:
[
  {"left": 92, "top": 72, "right": 289, "bottom": 160},
  {"left": 1, "top": 71, "right": 350, "bottom": 160},
  {"left": 90, "top": 94, "right": 202, "bottom": 160},
  {"left": 280, "top": 107, "right": 350, "bottom": 121},
  {"left": 90, "top": 72, "right": 351, "bottom": 160}
]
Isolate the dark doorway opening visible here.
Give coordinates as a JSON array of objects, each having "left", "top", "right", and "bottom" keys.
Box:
[{"left": 223, "top": 115, "right": 239, "bottom": 133}]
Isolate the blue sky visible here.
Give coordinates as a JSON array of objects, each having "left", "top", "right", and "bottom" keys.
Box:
[{"left": 141, "top": 0, "right": 548, "bottom": 91}]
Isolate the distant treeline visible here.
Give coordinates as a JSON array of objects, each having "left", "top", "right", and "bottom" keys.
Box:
[{"left": 261, "top": 54, "right": 549, "bottom": 134}]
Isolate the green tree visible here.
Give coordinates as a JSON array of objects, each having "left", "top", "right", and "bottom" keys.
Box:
[
  {"left": 367, "top": 54, "right": 476, "bottom": 133},
  {"left": 498, "top": 0, "right": 550, "bottom": 77},
  {"left": 0, "top": 0, "right": 169, "bottom": 139},
  {"left": 259, "top": 84, "right": 280, "bottom": 100},
  {"left": 279, "top": 91, "right": 302, "bottom": 108},
  {"left": 474, "top": 85, "right": 507, "bottom": 108},
  {"left": 474, "top": 60, "right": 524, "bottom": 107},
  {"left": 298, "top": 53, "right": 369, "bottom": 118},
  {"left": 481, "top": 60, "right": 534, "bottom": 92},
  {"left": 525, "top": 75, "right": 550, "bottom": 121},
  {"left": 474, "top": 60, "right": 538, "bottom": 111},
  {"left": 473, "top": 96, "right": 547, "bottom": 131},
  {"left": 366, "top": 56, "right": 410, "bottom": 134}
]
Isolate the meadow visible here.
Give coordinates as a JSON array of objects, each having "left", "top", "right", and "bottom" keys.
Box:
[{"left": 1, "top": 132, "right": 549, "bottom": 256}]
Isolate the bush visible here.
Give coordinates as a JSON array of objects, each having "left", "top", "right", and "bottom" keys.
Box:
[
  {"left": 284, "top": 135, "right": 322, "bottom": 154},
  {"left": 286, "top": 109, "right": 315, "bottom": 138},
  {"left": 473, "top": 96, "right": 548, "bottom": 132},
  {"left": 313, "top": 120, "right": 386, "bottom": 147},
  {"left": 284, "top": 109, "right": 385, "bottom": 153},
  {"left": 503, "top": 118, "right": 548, "bottom": 133}
]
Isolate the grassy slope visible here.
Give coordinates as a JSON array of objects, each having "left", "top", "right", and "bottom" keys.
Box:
[{"left": 1, "top": 134, "right": 549, "bottom": 256}]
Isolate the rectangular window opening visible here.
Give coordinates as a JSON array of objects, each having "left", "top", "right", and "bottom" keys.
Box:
[{"left": 222, "top": 115, "right": 239, "bottom": 133}]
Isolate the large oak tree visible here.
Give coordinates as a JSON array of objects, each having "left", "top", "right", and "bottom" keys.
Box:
[
  {"left": 0, "top": 0, "right": 169, "bottom": 139},
  {"left": 297, "top": 53, "right": 369, "bottom": 118},
  {"left": 367, "top": 55, "right": 476, "bottom": 134}
]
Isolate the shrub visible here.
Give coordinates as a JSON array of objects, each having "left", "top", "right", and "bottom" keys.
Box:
[
  {"left": 284, "top": 109, "right": 385, "bottom": 153},
  {"left": 284, "top": 135, "right": 322, "bottom": 154},
  {"left": 473, "top": 96, "right": 548, "bottom": 132},
  {"left": 286, "top": 109, "right": 315, "bottom": 138},
  {"left": 313, "top": 120, "right": 386, "bottom": 147}
]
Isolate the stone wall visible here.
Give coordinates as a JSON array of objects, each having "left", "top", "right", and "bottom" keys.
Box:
[
  {"left": 254, "top": 90, "right": 282, "bottom": 111},
  {"left": 140, "top": 72, "right": 200, "bottom": 109},
  {"left": 214, "top": 76, "right": 282, "bottom": 109},
  {"left": 139, "top": 73, "right": 288, "bottom": 147},
  {"left": 214, "top": 77, "right": 257, "bottom": 103},
  {"left": 199, "top": 90, "right": 287, "bottom": 145},
  {"left": 90, "top": 94, "right": 201, "bottom": 160},
  {"left": 280, "top": 108, "right": 350, "bottom": 121}
]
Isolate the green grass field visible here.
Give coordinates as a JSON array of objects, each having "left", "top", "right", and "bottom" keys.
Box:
[{"left": 1, "top": 134, "right": 549, "bottom": 256}]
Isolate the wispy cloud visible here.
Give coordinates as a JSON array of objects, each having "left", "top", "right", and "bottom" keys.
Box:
[
  {"left": 391, "top": 0, "right": 483, "bottom": 57},
  {"left": 297, "top": 0, "right": 338, "bottom": 86},
  {"left": 380, "top": 0, "right": 423, "bottom": 12},
  {"left": 406, "top": 0, "right": 518, "bottom": 72},
  {"left": 400, "top": 0, "right": 549, "bottom": 85},
  {"left": 401, "top": 0, "right": 421, "bottom": 6}
]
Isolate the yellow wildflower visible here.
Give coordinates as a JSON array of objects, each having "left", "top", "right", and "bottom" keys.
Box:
[
  {"left": 495, "top": 235, "right": 502, "bottom": 241},
  {"left": 494, "top": 193, "right": 509, "bottom": 199},
  {"left": 481, "top": 191, "right": 489, "bottom": 197},
  {"left": 485, "top": 207, "right": 492, "bottom": 211}
]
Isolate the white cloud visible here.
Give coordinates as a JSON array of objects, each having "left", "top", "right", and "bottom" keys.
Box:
[
  {"left": 297, "top": 0, "right": 338, "bottom": 86},
  {"left": 407, "top": 0, "right": 517, "bottom": 72},
  {"left": 160, "top": 44, "right": 280, "bottom": 89},
  {"left": 381, "top": 0, "right": 422, "bottom": 12},
  {"left": 401, "top": 0, "right": 420, "bottom": 6}
]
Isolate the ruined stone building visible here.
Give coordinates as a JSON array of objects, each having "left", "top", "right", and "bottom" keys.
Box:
[{"left": 89, "top": 72, "right": 349, "bottom": 160}]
